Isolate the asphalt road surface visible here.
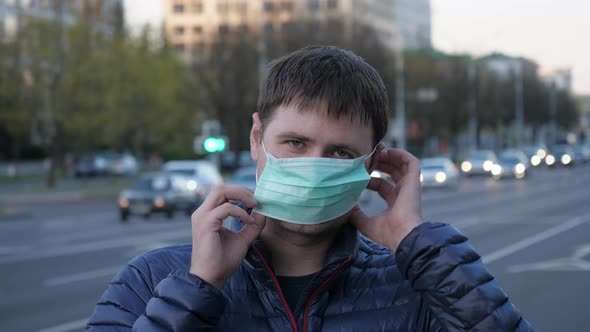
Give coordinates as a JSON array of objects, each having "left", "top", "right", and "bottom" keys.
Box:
[{"left": 1, "top": 163, "right": 589, "bottom": 332}]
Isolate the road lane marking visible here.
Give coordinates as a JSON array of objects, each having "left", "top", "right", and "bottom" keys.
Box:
[
  {"left": 0, "top": 228, "right": 190, "bottom": 265},
  {"left": 482, "top": 213, "right": 590, "bottom": 264},
  {"left": 44, "top": 266, "right": 121, "bottom": 287},
  {"left": 36, "top": 318, "right": 88, "bottom": 332},
  {"left": 508, "top": 244, "right": 590, "bottom": 273}
]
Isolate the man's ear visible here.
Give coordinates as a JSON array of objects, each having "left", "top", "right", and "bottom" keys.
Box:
[
  {"left": 250, "top": 113, "right": 262, "bottom": 161},
  {"left": 368, "top": 142, "right": 385, "bottom": 173}
]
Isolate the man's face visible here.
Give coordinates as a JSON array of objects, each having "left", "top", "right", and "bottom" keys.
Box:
[{"left": 249, "top": 103, "right": 375, "bottom": 236}]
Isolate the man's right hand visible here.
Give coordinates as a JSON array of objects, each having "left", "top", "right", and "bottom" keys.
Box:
[{"left": 189, "top": 185, "right": 266, "bottom": 289}]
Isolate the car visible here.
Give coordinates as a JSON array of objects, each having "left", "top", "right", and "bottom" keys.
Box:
[
  {"left": 118, "top": 173, "right": 180, "bottom": 221},
  {"left": 460, "top": 150, "right": 498, "bottom": 176},
  {"left": 498, "top": 149, "right": 530, "bottom": 171},
  {"left": 545, "top": 144, "right": 575, "bottom": 167},
  {"left": 162, "top": 160, "right": 224, "bottom": 203},
  {"left": 493, "top": 154, "right": 529, "bottom": 179},
  {"left": 227, "top": 166, "right": 257, "bottom": 192},
  {"left": 522, "top": 144, "right": 547, "bottom": 167},
  {"left": 109, "top": 152, "right": 140, "bottom": 176},
  {"left": 572, "top": 144, "right": 590, "bottom": 164},
  {"left": 420, "top": 157, "right": 460, "bottom": 189},
  {"left": 74, "top": 154, "right": 110, "bottom": 177}
]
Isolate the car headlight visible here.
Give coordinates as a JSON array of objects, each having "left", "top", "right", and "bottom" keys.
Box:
[
  {"left": 561, "top": 154, "right": 571, "bottom": 165},
  {"left": 461, "top": 161, "right": 472, "bottom": 172},
  {"left": 186, "top": 180, "right": 198, "bottom": 191},
  {"left": 531, "top": 155, "right": 541, "bottom": 166},
  {"left": 118, "top": 197, "right": 129, "bottom": 208},
  {"left": 537, "top": 149, "right": 546, "bottom": 159},
  {"left": 545, "top": 155, "right": 555, "bottom": 165},
  {"left": 435, "top": 172, "right": 447, "bottom": 183},
  {"left": 154, "top": 197, "right": 166, "bottom": 208},
  {"left": 491, "top": 164, "right": 502, "bottom": 176},
  {"left": 514, "top": 163, "right": 526, "bottom": 174},
  {"left": 483, "top": 160, "right": 493, "bottom": 172}
]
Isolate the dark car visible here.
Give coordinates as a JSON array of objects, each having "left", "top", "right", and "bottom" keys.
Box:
[
  {"left": 494, "top": 155, "right": 528, "bottom": 180},
  {"left": 226, "top": 166, "right": 257, "bottom": 192},
  {"left": 546, "top": 144, "right": 575, "bottom": 167},
  {"left": 118, "top": 173, "right": 182, "bottom": 221}
]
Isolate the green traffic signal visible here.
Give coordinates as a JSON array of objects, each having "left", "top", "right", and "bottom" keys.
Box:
[{"left": 203, "top": 137, "right": 226, "bottom": 153}]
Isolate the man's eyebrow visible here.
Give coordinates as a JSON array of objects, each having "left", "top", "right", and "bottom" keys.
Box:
[{"left": 276, "top": 132, "right": 314, "bottom": 142}]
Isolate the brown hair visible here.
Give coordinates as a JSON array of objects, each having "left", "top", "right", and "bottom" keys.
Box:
[{"left": 257, "top": 46, "right": 389, "bottom": 144}]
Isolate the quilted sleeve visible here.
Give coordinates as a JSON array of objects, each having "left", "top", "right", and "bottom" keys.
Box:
[
  {"left": 396, "top": 222, "right": 535, "bottom": 331},
  {"left": 87, "top": 256, "right": 226, "bottom": 331}
]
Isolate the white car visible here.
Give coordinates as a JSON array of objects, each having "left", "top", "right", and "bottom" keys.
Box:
[
  {"left": 162, "top": 160, "right": 224, "bottom": 206},
  {"left": 460, "top": 150, "right": 498, "bottom": 176},
  {"left": 420, "top": 157, "right": 460, "bottom": 189}
]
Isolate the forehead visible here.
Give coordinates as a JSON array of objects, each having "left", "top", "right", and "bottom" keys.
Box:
[{"left": 263, "top": 104, "right": 374, "bottom": 152}]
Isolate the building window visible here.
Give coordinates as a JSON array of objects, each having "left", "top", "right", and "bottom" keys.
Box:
[
  {"left": 263, "top": 1, "right": 274, "bottom": 12},
  {"left": 193, "top": 25, "right": 203, "bottom": 34},
  {"left": 327, "top": 0, "right": 338, "bottom": 9},
  {"left": 218, "top": 24, "right": 229, "bottom": 35},
  {"left": 173, "top": 4, "right": 185, "bottom": 13},
  {"left": 282, "top": 21, "right": 295, "bottom": 33},
  {"left": 308, "top": 0, "right": 319, "bottom": 11},
  {"left": 236, "top": 2, "right": 248, "bottom": 13},
  {"left": 217, "top": 2, "right": 229, "bottom": 13},
  {"left": 190, "top": 1, "right": 203, "bottom": 13},
  {"left": 262, "top": 23, "right": 274, "bottom": 36},
  {"left": 281, "top": 1, "right": 294, "bottom": 12},
  {"left": 174, "top": 26, "right": 185, "bottom": 35},
  {"left": 237, "top": 24, "right": 249, "bottom": 34}
]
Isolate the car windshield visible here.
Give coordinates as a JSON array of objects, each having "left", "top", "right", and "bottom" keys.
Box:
[
  {"left": 422, "top": 166, "right": 445, "bottom": 171},
  {"left": 166, "top": 169, "right": 196, "bottom": 177},
  {"left": 499, "top": 157, "right": 520, "bottom": 164},
  {"left": 469, "top": 151, "right": 492, "bottom": 160},
  {"left": 131, "top": 177, "right": 169, "bottom": 191},
  {"left": 551, "top": 145, "right": 570, "bottom": 154}
]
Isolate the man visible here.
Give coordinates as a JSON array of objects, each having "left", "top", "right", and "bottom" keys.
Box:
[{"left": 88, "top": 46, "right": 533, "bottom": 331}]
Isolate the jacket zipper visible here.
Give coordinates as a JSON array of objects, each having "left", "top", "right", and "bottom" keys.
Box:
[
  {"left": 253, "top": 246, "right": 299, "bottom": 332},
  {"left": 302, "top": 256, "right": 353, "bottom": 332}
]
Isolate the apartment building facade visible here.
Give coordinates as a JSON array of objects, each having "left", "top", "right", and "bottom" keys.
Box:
[{"left": 163, "top": 0, "right": 431, "bottom": 53}]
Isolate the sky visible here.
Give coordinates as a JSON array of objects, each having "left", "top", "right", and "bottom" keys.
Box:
[{"left": 124, "top": 0, "right": 590, "bottom": 95}]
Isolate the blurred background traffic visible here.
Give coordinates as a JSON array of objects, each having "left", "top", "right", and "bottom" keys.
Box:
[{"left": 0, "top": 0, "right": 589, "bottom": 331}]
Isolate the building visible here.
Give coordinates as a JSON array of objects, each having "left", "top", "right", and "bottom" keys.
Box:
[
  {"left": 394, "top": 0, "right": 430, "bottom": 50},
  {"left": 538, "top": 66, "right": 572, "bottom": 92},
  {"left": 163, "top": 0, "right": 431, "bottom": 53},
  {"left": 0, "top": 0, "right": 123, "bottom": 42}
]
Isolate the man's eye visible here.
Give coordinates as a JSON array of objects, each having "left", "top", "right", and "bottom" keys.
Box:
[
  {"left": 333, "top": 149, "right": 353, "bottom": 159},
  {"left": 287, "top": 140, "right": 304, "bottom": 148}
]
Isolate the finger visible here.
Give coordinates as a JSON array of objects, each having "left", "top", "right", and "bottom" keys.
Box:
[
  {"left": 201, "top": 185, "right": 257, "bottom": 211},
  {"left": 237, "top": 212, "right": 267, "bottom": 246},
  {"left": 366, "top": 177, "right": 399, "bottom": 206},
  {"left": 192, "top": 203, "right": 253, "bottom": 231},
  {"left": 375, "top": 149, "right": 421, "bottom": 179}
]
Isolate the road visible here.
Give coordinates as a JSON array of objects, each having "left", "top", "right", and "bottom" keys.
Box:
[{"left": 1, "top": 163, "right": 589, "bottom": 331}]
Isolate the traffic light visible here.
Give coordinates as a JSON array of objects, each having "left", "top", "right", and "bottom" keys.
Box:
[{"left": 202, "top": 137, "right": 226, "bottom": 153}]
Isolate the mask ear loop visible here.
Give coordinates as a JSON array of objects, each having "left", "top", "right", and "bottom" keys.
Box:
[{"left": 256, "top": 141, "right": 270, "bottom": 185}]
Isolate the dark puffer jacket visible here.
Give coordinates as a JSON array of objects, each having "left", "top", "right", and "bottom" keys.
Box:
[{"left": 87, "top": 221, "right": 534, "bottom": 331}]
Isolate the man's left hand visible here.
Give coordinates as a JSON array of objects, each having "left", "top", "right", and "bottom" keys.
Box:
[{"left": 350, "top": 148, "right": 423, "bottom": 252}]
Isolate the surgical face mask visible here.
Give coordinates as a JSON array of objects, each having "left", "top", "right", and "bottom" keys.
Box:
[{"left": 253, "top": 143, "right": 376, "bottom": 225}]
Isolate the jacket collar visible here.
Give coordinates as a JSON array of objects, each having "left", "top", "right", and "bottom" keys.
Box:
[{"left": 230, "top": 218, "right": 358, "bottom": 314}]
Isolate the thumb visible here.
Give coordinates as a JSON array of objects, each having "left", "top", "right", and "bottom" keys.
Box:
[
  {"left": 349, "top": 204, "right": 370, "bottom": 233},
  {"left": 237, "top": 212, "right": 266, "bottom": 245}
]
